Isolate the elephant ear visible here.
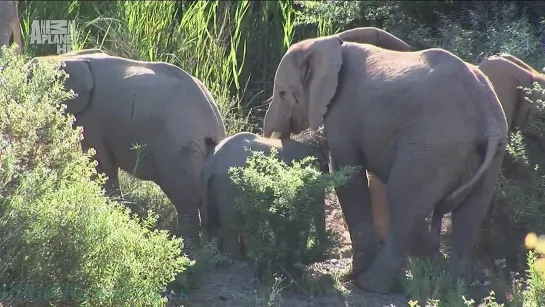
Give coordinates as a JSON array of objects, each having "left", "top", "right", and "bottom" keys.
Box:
[
  {"left": 304, "top": 36, "right": 344, "bottom": 130},
  {"left": 60, "top": 58, "right": 94, "bottom": 115}
]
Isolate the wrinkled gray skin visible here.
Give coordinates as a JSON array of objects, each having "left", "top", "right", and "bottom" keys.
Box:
[
  {"left": 262, "top": 29, "right": 508, "bottom": 293},
  {"left": 0, "top": 1, "right": 22, "bottom": 54},
  {"left": 479, "top": 53, "right": 545, "bottom": 130},
  {"left": 426, "top": 53, "right": 545, "bottom": 256},
  {"left": 201, "top": 131, "right": 329, "bottom": 260},
  {"left": 26, "top": 49, "right": 226, "bottom": 248}
]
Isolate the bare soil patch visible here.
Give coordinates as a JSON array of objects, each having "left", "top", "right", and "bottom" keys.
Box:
[{"left": 176, "top": 193, "right": 410, "bottom": 307}]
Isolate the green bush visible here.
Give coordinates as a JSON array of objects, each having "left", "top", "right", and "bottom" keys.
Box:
[
  {"left": 0, "top": 46, "right": 190, "bottom": 306},
  {"left": 228, "top": 148, "right": 357, "bottom": 278}
]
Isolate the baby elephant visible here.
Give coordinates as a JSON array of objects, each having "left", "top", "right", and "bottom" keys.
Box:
[{"left": 201, "top": 131, "right": 329, "bottom": 260}]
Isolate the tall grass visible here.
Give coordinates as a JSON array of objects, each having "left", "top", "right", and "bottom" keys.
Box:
[{"left": 18, "top": 0, "right": 301, "bottom": 136}]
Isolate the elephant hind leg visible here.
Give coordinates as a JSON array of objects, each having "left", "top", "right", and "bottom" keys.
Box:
[
  {"left": 220, "top": 225, "right": 243, "bottom": 261},
  {"left": 215, "top": 177, "right": 243, "bottom": 261},
  {"left": 449, "top": 153, "right": 505, "bottom": 285},
  {"left": 155, "top": 145, "right": 204, "bottom": 251},
  {"left": 202, "top": 178, "right": 221, "bottom": 247},
  {"left": 357, "top": 150, "right": 459, "bottom": 293}
]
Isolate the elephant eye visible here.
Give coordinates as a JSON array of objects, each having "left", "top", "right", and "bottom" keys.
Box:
[{"left": 279, "top": 90, "right": 287, "bottom": 100}]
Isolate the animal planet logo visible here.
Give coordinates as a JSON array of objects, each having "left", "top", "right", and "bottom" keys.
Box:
[{"left": 29, "top": 20, "right": 74, "bottom": 54}]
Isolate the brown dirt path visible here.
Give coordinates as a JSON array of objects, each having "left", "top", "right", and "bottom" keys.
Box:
[{"left": 175, "top": 193, "right": 411, "bottom": 307}]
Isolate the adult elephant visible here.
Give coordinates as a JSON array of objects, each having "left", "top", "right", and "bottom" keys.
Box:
[
  {"left": 262, "top": 33, "right": 508, "bottom": 293},
  {"left": 334, "top": 27, "right": 414, "bottom": 244},
  {"left": 342, "top": 42, "right": 545, "bottom": 251},
  {"left": 26, "top": 49, "right": 226, "bottom": 248},
  {"left": 0, "top": 1, "right": 22, "bottom": 54},
  {"left": 424, "top": 52, "right": 545, "bottom": 253}
]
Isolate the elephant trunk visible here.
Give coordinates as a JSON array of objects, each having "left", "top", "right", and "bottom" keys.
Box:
[{"left": 263, "top": 98, "right": 292, "bottom": 139}]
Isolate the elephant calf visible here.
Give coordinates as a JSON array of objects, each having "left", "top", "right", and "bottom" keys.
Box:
[{"left": 200, "top": 131, "right": 329, "bottom": 260}]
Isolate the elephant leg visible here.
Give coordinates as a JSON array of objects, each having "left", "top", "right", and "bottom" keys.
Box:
[
  {"left": 156, "top": 145, "right": 203, "bottom": 251},
  {"left": 366, "top": 171, "right": 390, "bottom": 242},
  {"left": 219, "top": 224, "right": 242, "bottom": 261},
  {"left": 329, "top": 144, "right": 377, "bottom": 274},
  {"left": 80, "top": 133, "right": 121, "bottom": 199},
  {"left": 426, "top": 210, "right": 443, "bottom": 258},
  {"left": 202, "top": 180, "right": 220, "bottom": 247},
  {"left": 357, "top": 150, "right": 455, "bottom": 294},
  {"left": 96, "top": 158, "right": 121, "bottom": 199},
  {"left": 314, "top": 189, "right": 328, "bottom": 247},
  {"left": 449, "top": 154, "right": 504, "bottom": 284},
  {"left": 217, "top": 181, "right": 243, "bottom": 260}
]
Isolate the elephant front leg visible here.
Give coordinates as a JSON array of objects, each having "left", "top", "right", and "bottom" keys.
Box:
[
  {"left": 329, "top": 147, "right": 378, "bottom": 275},
  {"left": 314, "top": 189, "right": 328, "bottom": 249},
  {"left": 80, "top": 135, "right": 122, "bottom": 200}
]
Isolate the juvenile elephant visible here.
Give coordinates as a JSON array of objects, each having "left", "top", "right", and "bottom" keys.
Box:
[
  {"left": 0, "top": 1, "right": 22, "bottom": 54},
  {"left": 26, "top": 49, "right": 226, "bottom": 248},
  {"left": 478, "top": 53, "right": 545, "bottom": 130},
  {"left": 201, "top": 131, "right": 329, "bottom": 260},
  {"left": 262, "top": 32, "right": 508, "bottom": 293}
]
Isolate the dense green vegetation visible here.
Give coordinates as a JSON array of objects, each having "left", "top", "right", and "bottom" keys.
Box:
[{"left": 2, "top": 0, "right": 545, "bottom": 306}]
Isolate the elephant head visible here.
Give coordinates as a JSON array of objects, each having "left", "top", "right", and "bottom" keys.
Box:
[
  {"left": 263, "top": 28, "right": 412, "bottom": 139},
  {"left": 26, "top": 55, "right": 95, "bottom": 115},
  {"left": 263, "top": 35, "right": 343, "bottom": 139},
  {"left": 478, "top": 53, "right": 545, "bottom": 130}
]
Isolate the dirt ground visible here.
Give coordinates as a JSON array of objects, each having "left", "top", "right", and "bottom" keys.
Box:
[{"left": 173, "top": 193, "right": 412, "bottom": 307}]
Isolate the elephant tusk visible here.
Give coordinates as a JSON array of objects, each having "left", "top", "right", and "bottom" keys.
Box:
[{"left": 270, "top": 131, "right": 282, "bottom": 139}]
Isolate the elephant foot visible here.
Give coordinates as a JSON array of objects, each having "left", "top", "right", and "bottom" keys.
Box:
[
  {"left": 350, "top": 222, "right": 381, "bottom": 274},
  {"left": 355, "top": 245, "right": 403, "bottom": 294},
  {"left": 408, "top": 221, "right": 441, "bottom": 260},
  {"left": 178, "top": 229, "right": 201, "bottom": 259},
  {"left": 355, "top": 268, "right": 397, "bottom": 294}
]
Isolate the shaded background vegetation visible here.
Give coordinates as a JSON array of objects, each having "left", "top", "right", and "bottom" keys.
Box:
[{"left": 7, "top": 0, "right": 545, "bottom": 304}]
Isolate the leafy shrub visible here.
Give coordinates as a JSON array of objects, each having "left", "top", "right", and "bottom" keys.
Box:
[
  {"left": 0, "top": 46, "right": 190, "bottom": 306},
  {"left": 228, "top": 148, "right": 357, "bottom": 278}
]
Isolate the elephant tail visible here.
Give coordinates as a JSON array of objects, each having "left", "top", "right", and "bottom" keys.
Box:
[{"left": 440, "top": 133, "right": 506, "bottom": 212}]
